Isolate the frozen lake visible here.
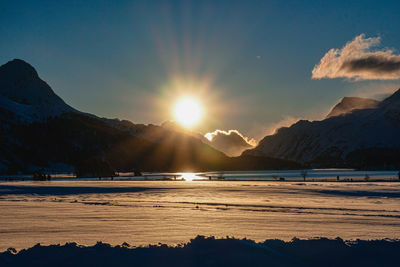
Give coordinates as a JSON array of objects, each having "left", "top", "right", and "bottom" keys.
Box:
[
  {"left": 0, "top": 179, "right": 399, "bottom": 251},
  {"left": 2, "top": 169, "right": 400, "bottom": 181}
]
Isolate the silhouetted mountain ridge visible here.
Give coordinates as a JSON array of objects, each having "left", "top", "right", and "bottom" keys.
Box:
[
  {"left": 0, "top": 59, "right": 300, "bottom": 174},
  {"left": 0, "top": 59, "right": 77, "bottom": 123}
]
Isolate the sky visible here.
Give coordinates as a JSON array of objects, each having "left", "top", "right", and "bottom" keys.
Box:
[{"left": 1, "top": 0, "right": 400, "bottom": 140}]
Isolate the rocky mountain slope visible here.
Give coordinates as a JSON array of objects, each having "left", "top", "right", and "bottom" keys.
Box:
[{"left": 244, "top": 90, "right": 400, "bottom": 169}]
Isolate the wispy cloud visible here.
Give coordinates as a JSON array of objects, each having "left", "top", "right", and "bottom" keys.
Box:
[
  {"left": 312, "top": 34, "right": 400, "bottom": 81},
  {"left": 261, "top": 116, "right": 304, "bottom": 136},
  {"left": 204, "top": 130, "right": 256, "bottom": 156},
  {"left": 348, "top": 82, "right": 400, "bottom": 100}
]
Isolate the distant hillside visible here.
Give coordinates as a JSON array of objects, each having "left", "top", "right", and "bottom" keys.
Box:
[
  {"left": 244, "top": 90, "right": 400, "bottom": 169},
  {"left": 0, "top": 59, "right": 300, "bottom": 174}
]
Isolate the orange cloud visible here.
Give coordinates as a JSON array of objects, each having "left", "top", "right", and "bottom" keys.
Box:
[{"left": 312, "top": 34, "right": 400, "bottom": 81}]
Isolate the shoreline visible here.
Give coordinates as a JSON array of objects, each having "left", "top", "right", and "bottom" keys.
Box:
[{"left": 1, "top": 176, "right": 399, "bottom": 182}]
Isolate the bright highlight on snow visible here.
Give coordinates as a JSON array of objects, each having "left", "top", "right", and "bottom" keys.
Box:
[
  {"left": 173, "top": 97, "right": 203, "bottom": 128},
  {"left": 180, "top": 173, "right": 196, "bottom": 181}
]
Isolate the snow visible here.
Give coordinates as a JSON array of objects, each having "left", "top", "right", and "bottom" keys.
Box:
[
  {"left": 247, "top": 89, "right": 400, "bottom": 163},
  {"left": 326, "top": 96, "right": 379, "bottom": 118},
  {"left": 0, "top": 180, "right": 399, "bottom": 253},
  {"left": 1, "top": 236, "right": 399, "bottom": 266},
  {"left": 0, "top": 59, "right": 77, "bottom": 124}
]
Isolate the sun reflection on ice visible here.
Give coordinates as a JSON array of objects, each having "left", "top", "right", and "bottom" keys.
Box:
[{"left": 180, "top": 173, "right": 197, "bottom": 181}]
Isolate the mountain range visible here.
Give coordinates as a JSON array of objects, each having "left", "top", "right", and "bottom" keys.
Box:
[
  {"left": 0, "top": 59, "right": 300, "bottom": 175},
  {"left": 244, "top": 90, "right": 400, "bottom": 169},
  {"left": 3, "top": 58, "right": 399, "bottom": 174}
]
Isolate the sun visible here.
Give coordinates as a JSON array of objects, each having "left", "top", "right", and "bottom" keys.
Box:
[{"left": 173, "top": 97, "right": 203, "bottom": 128}]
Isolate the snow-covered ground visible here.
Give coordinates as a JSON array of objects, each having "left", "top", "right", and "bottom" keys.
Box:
[{"left": 0, "top": 180, "right": 399, "bottom": 251}]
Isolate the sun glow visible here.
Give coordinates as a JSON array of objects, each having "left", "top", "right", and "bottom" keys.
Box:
[{"left": 173, "top": 98, "right": 203, "bottom": 128}]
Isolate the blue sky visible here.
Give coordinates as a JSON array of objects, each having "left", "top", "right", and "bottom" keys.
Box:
[{"left": 1, "top": 0, "right": 400, "bottom": 139}]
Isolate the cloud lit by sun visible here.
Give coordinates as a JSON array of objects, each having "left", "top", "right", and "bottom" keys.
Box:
[{"left": 173, "top": 97, "right": 203, "bottom": 128}]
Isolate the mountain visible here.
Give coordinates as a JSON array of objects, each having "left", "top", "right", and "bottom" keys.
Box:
[
  {"left": 0, "top": 59, "right": 77, "bottom": 123},
  {"left": 0, "top": 59, "right": 300, "bottom": 174},
  {"left": 326, "top": 97, "right": 379, "bottom": 118},
  {"left": 244, "top": 90, "right": 400, "bottom": 169}
]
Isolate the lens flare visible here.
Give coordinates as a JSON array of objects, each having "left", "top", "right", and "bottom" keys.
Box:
[{"left": 173, "top": 98, "right": 202, "bottom": 127}]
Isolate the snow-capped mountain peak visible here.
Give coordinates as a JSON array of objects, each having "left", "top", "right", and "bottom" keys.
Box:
[
  {"left": 0, "top": 59, "right": 76, "bottom": 123},
  {"left": 326, "top": 97, "right": 379, "bottom": 118},
  {"left": 244, "top": 89, "right": 400, "bottom": 168}
]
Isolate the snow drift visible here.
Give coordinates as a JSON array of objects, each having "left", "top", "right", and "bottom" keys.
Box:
[{"left": 1, "top": 236, "right": 399, "bottom": 267}]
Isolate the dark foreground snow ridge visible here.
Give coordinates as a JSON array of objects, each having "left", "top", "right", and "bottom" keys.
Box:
[{"left": 1, "top": 235, "right": 399, "bottom": 267}]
